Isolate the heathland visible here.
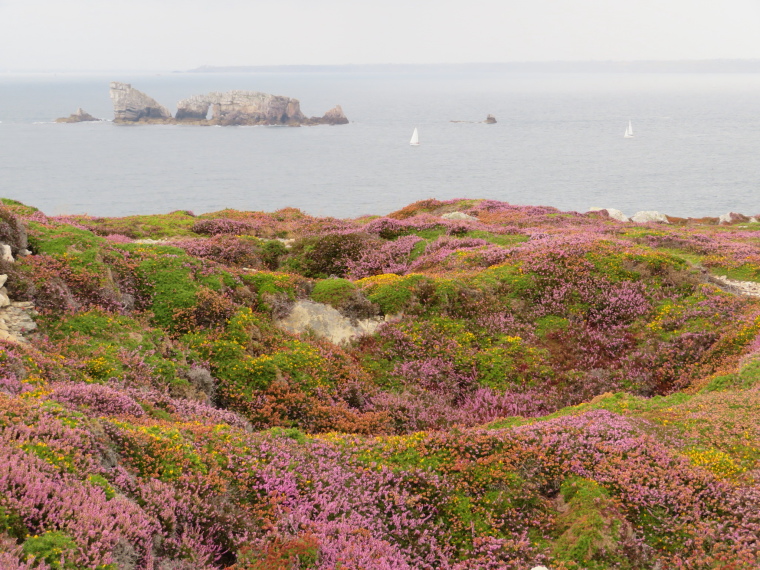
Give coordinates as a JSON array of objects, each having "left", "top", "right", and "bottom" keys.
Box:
[{"left": 1, "top": 198, "right": 759, "bottom": 569}]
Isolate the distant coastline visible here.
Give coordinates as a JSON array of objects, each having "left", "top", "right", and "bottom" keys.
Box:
[{"left": 188, "top": 59, "right": 760, "bottom": 74}]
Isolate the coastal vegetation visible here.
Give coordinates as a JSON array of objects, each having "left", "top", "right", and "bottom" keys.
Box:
[{"left": 1, "top": 197, "right": 760, "bottom": 568}]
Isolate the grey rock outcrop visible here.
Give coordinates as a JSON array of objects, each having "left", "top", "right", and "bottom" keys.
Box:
[
  {"left": 631, "top": 210, "right": 669, "bottom": 223},
  {"left": 109, "top": 82, "right": 173, "bottom": 122},
  {"left": 0, "top": 302, "right": 37, "bottom": 342},
  {"left": 276, "top": 300, "right": 391, "bottom": 345},
  {"left": 0, "top": 208, "right": 38, "bottom": 342},
  {"left": 589, "top": 207, "right": 630, "bottom": 222},
  {"left": 176, "top": 91, "right": 306, "bottom": 125},
  {"left": 55, "top": 108, "right": 100, "bottom": 123}
]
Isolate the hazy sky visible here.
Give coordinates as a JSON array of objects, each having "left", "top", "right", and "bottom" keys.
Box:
[{"left": 2, "top": 0, "right": 760, "bottom": 71}]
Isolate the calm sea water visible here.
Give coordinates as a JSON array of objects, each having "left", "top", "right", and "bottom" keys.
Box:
[{"left": 1, "top": 71, "right": 759, "bottom": 218}]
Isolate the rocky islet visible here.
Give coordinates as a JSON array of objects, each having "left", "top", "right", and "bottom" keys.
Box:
[{"left": 109, "top": 81, "right": 349, "bottom": 126}]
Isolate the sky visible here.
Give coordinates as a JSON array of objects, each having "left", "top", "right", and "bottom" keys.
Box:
[{"left": 2, "top": 0, "right": 760, "bottom": 71}]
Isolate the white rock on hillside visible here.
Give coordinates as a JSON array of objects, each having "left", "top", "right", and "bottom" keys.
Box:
[
  {"left": 0, "top": 245, "right": 13, "bottom": 262},
  {"left": 718, "top": 212, "right": 749, "bottom": 224},
  {"left": 588, "top": 207, "right": 629, "bottom": 222},
  {"left": 631, "top": 210, "right": 669, "bottom": 223},
  {"left": 442, "top": 212, "right": 477, "bottom": 221},
  {"left": 276, "top": 300, "right": 392, "bottom": 345}
]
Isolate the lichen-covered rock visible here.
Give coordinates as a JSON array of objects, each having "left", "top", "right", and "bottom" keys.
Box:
[
  {"left": 176, "top": 91, "right": 306, "bottom": 125},
  {"left": 109, "top": 82, "right": 173, "bottom": 122},
  {"left": 55, "top": 108, "right": 100, "bottom": 123}
]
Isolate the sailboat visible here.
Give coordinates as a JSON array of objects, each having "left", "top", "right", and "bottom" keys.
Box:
[
  {"left": 624, "top": 120, "right": 634, "bottom": 138},
  {"left": 410, "top": 127, "right": 420, "bottom": 146}
]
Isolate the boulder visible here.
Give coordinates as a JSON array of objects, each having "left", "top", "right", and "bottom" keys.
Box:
[
  {"left": 631, "top": 210, "right": 669, "bottom": 223},
  {"left": 55, "top": 108, "right": 100, "bottom": 123},
  {"left": 485, "top": 114, "right": 497, "bottom": 124},
  {"left": 0, "top": 245, "right": 13, "bottom": 263},
  {"left": 588, "top": 207, "right": 629, "bottom": 222},
  {"left": 275, "top": 300, "right": 387, "bottom": 345},
  {"left": 442, "top": 211, "right": 477, "bottom": 221},
  {"left": 176, "top": 90, "right": 307, "bottom": 125},
  {"left": 109, "top": 82, "right": 173, "bottom": 122}
]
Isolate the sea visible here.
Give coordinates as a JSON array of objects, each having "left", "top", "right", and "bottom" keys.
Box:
[{"left": 1, "top": 70, "right": 760, "bottom": 219}]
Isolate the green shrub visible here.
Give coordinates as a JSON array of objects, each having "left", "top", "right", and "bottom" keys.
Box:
[
  {"left": 22, "top": 531, "right": 79, "bottom": 569},
  {"left": 285, "top": 233, "right": 381, "bottom": 278},
  {"left": 310, "top": 279, "right": 356, "bottom": 308},
  {"left": 87, "top": 474, "right": 116, "bottom": 500},
  {"left": 551, "top": 478, "right": 632, "bottom": 569}
]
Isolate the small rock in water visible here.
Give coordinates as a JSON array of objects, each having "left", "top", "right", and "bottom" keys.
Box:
[
  {"left": 55, "top": 108, "right": 100, "bottom": 123},
  {"left": 485, "top": 114, "right": 497, "bottom": 124}
]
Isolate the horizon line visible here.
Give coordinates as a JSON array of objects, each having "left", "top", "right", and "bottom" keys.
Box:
[{"left": 5, "top": 58, "right": 760, "bottom": 74}]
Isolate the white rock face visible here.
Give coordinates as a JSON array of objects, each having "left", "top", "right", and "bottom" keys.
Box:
[
  {"left": 631, "top": 210, "right": 669, "bottom": 223},
  {"left": 588, "top": 207, "right": 630, "bottom": 222},
  {"left": 276, "top": 300, "right": 387, "bottom": 345},
  {"left": 442, "top": 212, "right": 477, "bottom": 221}
]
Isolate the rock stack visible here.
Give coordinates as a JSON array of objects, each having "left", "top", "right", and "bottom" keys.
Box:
[{"left": 109, "top": 82, "right": 173, "bottom": 123}]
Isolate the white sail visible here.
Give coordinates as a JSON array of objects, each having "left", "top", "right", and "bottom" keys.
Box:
[
  {"left": 624, "top": 120, "right": 633, "bottom": 138},
  {"left": 410, "top": 127, "right": 420, "bottom": 146}
]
